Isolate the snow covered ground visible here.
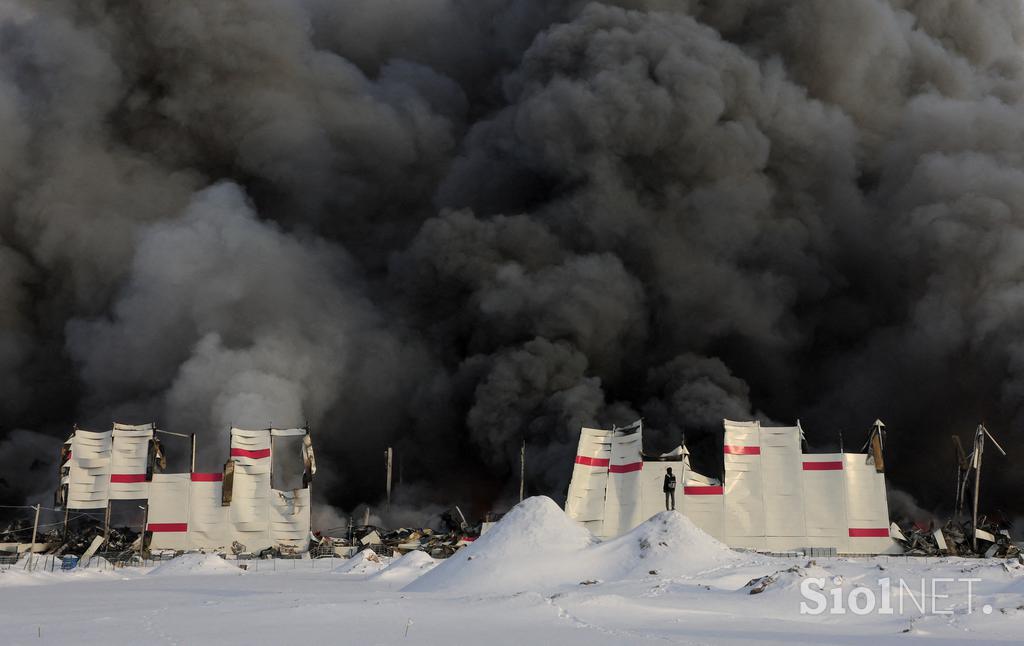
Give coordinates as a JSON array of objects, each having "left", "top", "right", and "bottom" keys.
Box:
[{"left": 2, "top": 497, "right": 1022, "bottom": 645}]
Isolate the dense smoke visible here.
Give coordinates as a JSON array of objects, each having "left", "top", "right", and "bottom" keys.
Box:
[{"left": 2, "top": 0, "right": 1024, "bottom": 521}]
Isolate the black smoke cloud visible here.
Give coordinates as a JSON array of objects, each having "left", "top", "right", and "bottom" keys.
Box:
[{"left": 1, "top": 0, "right": 1022, "bottom": 520}]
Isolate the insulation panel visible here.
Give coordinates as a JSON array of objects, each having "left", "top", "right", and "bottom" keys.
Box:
[
  {"left": 188, "top": 472, "right": 229, "bottom": 551},
  {"left": 108, "top": 423, "right": 153, "bottom": 500},
  {"left": 148, "top": 473, "right": 190, "bottom": 551},
  {"left": 67, "top": 430, "right": 112, "bottom": 510}
]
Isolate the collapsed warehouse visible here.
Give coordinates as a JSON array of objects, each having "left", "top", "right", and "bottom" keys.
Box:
[
  {"left": 4, "top": 415, "right": 1018, "bottom": 563},
  {"left": 51, "top": 423, "right": 316, "bottom": 557},
  {"left": 565, "top": 419, "right": 1020, "bottom": 557}
]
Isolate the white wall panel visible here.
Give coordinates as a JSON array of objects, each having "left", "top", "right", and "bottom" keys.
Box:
[
  {"left": 148, "top": 473, "right": 190, "bottom": 551},
  {"left": 109, "top": 424, "right": 153, "bottom": 500},
  {"left": 67, "top": 430, "right": 112, "bottom": 510}
]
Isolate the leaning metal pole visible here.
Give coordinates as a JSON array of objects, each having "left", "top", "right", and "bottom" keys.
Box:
[
  {"left": 972, "top": 424, "right": 984, "bottom": 552},
  {"left": 519, "top": 439, "right": 526, "bottom": 502}
]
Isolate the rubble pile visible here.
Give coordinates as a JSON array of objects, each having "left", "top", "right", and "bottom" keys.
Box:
[
  {"left": 311, "top": 521, "right": 481, "bottom": 560},
  {"left": 893, "top": 517, "right": 1020, "bottom": 557}
]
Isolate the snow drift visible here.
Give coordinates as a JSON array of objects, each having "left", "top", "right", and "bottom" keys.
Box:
[
  {"left": 369, "top": 550, "right": 440, "bottom": 586},
  {"left": 332, "top": 549, "right": 391, "bottom": 576},
  {"left": 147, "top": 553, "right": 243, "bottom": 577},
  {"left": 405, "top": 496, "right": 745, "bottom": 594},
  {"left": 589, "top": 510, "right": 749, "bottom": 580}
]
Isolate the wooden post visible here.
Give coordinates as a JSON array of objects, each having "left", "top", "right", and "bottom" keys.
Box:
[
  {"left": 385, "top": 447, "right": 393, "bottom": 512},
  {"left": 140, "top": 504, "right": 149, "bottom": 555},
  {"left": 102, "top": 501, "right": 112, "bottom": 549},
  {"left": 28, "top": 504, "right": 40, "bottom": 571},
  {"left": 190, "top": 433, "right": 197, "bottom": 474}
]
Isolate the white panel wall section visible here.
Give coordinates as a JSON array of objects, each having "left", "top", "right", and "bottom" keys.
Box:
[
  {"left": 268, "top": 428, "right": 312, "bottom": 553},
  {"left": 230, "top": 428, "right": 272, "bottom": 552},
  {"left": 680, "top": 482, "right": 724, "bottom": 541},
  {"left": 67, "top": 430, "right": 112, "bottom": 510},
  {"left": 843, "top": 453, "right": 898, "bottom": 554},
  {"left": 269, "top": 428, "right": 307, "bottom": 437},
  {"left": 565, "top": 427, "right": 612, "bottom": 536},
  {"left": 188, "top": 473, "right": 229, "bottom": 551},
  {"left": 800, "top": 453, "right": 848, "bottom": 551},
  {"left": 563, "top": 419, "right": 895, "bottom": 554},
  {"left": 148, "top": 473, "right": 190, "bottom": 551},
  {"left": 602, "top": 430, "right": 643, "bottom": 539},
  {"left": 108, "top": 423, "right": 154, "bottom": 500},
  {"left": 723, "top": 420, "right": 764, "bottom": 548},
  {"left": 761, "top": 426, "right": 805, "bottom": 538},
  {"left": 270, "top": 487, "right": 311, "bottom": 551}
]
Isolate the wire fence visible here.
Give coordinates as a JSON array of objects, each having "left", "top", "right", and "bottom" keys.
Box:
[
  {"left": 0, "top": 553, "right": 353, "bottom": 573},
  {"left": 1, "top": 549, "right": 965, "bottom": 577}
]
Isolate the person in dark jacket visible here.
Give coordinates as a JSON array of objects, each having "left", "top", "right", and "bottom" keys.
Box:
[{"left": 663, "top": 467, "right": 677, "bottom": 511}]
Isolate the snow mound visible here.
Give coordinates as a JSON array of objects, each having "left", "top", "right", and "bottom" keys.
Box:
[
  {"left": 147, "top": 553, "right": 243, "bottom": 577},
  {"left": 370, "top": 550, "right": 439, "bottom": 585},
  {"left": 332, "top": 549, "right": 390, "bottom": 575},
  {"left": 405, "top": 496, "right": 594, "bottom": 593},
  {"left": 741, "top": 563, "right": 835, "bottom": 595},
  {"left": 407, "top": 505, "right": 756, "bottom": 595},
  {"left": 592, "top": 511, "right": 749, "bottom": 579}
]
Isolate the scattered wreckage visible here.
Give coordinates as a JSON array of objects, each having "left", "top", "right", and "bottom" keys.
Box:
[
  {"left": 890, "top": 517, "right": 1020, "bottom": 558},
  {"left": 309, "top": 512, "right": 481, "bottom": 560},
  {"left": 25, "top": 421, "right": 484, "bottom": 563},
  {"left": 889, "top": 423, "right": 1021, "bottom": 558}
]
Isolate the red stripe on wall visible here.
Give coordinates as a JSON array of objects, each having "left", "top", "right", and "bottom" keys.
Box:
[
  {"left": 609, "top": 462, "right": 642, "bottom": 473},
  {"left": 683, "top": 486, "right": 723, "bottom": 495},
  {"left": 147, "top": 523, "right": 188, "bottom": 532},
  {"left": 110, "top": 474, "right": 147, "bottom": 483},
  {"left": 230, "top": 448, "right": 270, "bottom": 459},
  {"left": 190, "top": 472, "right": 223, "bottom": 482},
  {"left": 802, "top": 461, "right": 843, "bottom": 471},
  {"left": 723, "top": 445, "right": 761, "bottom": 455},
  {"left": 575, "top": 455, "right": 610, "bottom": 467},
  {"left": 848, "top": 528, "right": 889, "bottom": 538}
]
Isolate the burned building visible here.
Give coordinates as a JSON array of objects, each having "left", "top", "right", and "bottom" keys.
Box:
[
  {"left": 56, "top": 424, "right": 316, "bottom": 555},
  {"left": 565, "top": 419, "right": 901, "bottom": 555}
]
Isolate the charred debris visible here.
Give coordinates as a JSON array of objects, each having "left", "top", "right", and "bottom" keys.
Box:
[{"left": 888, "top": 424, "right": 1019, "bottom": 558}]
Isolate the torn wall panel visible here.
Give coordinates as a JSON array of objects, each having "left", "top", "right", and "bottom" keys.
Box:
[
  {"left": 723, "top": 420, "right": 765, "bottom": 547},
  {"left": 229, "top": 428, "right": 272, "bottom": 552},
  {"left": 602, "top": 428, "right": 643, "bottom": 539},
  {"left": 67, "top": 429, "right": 113, "bottom": 510},
  {"left": 269, "top": 487, "right": 311, "bottom": 552},
  {"left": 108, "top": 423, "right": 154, "bottom": 500},
  {"left": 565, "top": 427, "right": 612, "bottom": 532}
]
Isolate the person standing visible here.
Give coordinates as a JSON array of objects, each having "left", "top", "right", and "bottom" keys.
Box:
[{"left": 663, "top": 467, "right": 677, "bottom": 511}]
